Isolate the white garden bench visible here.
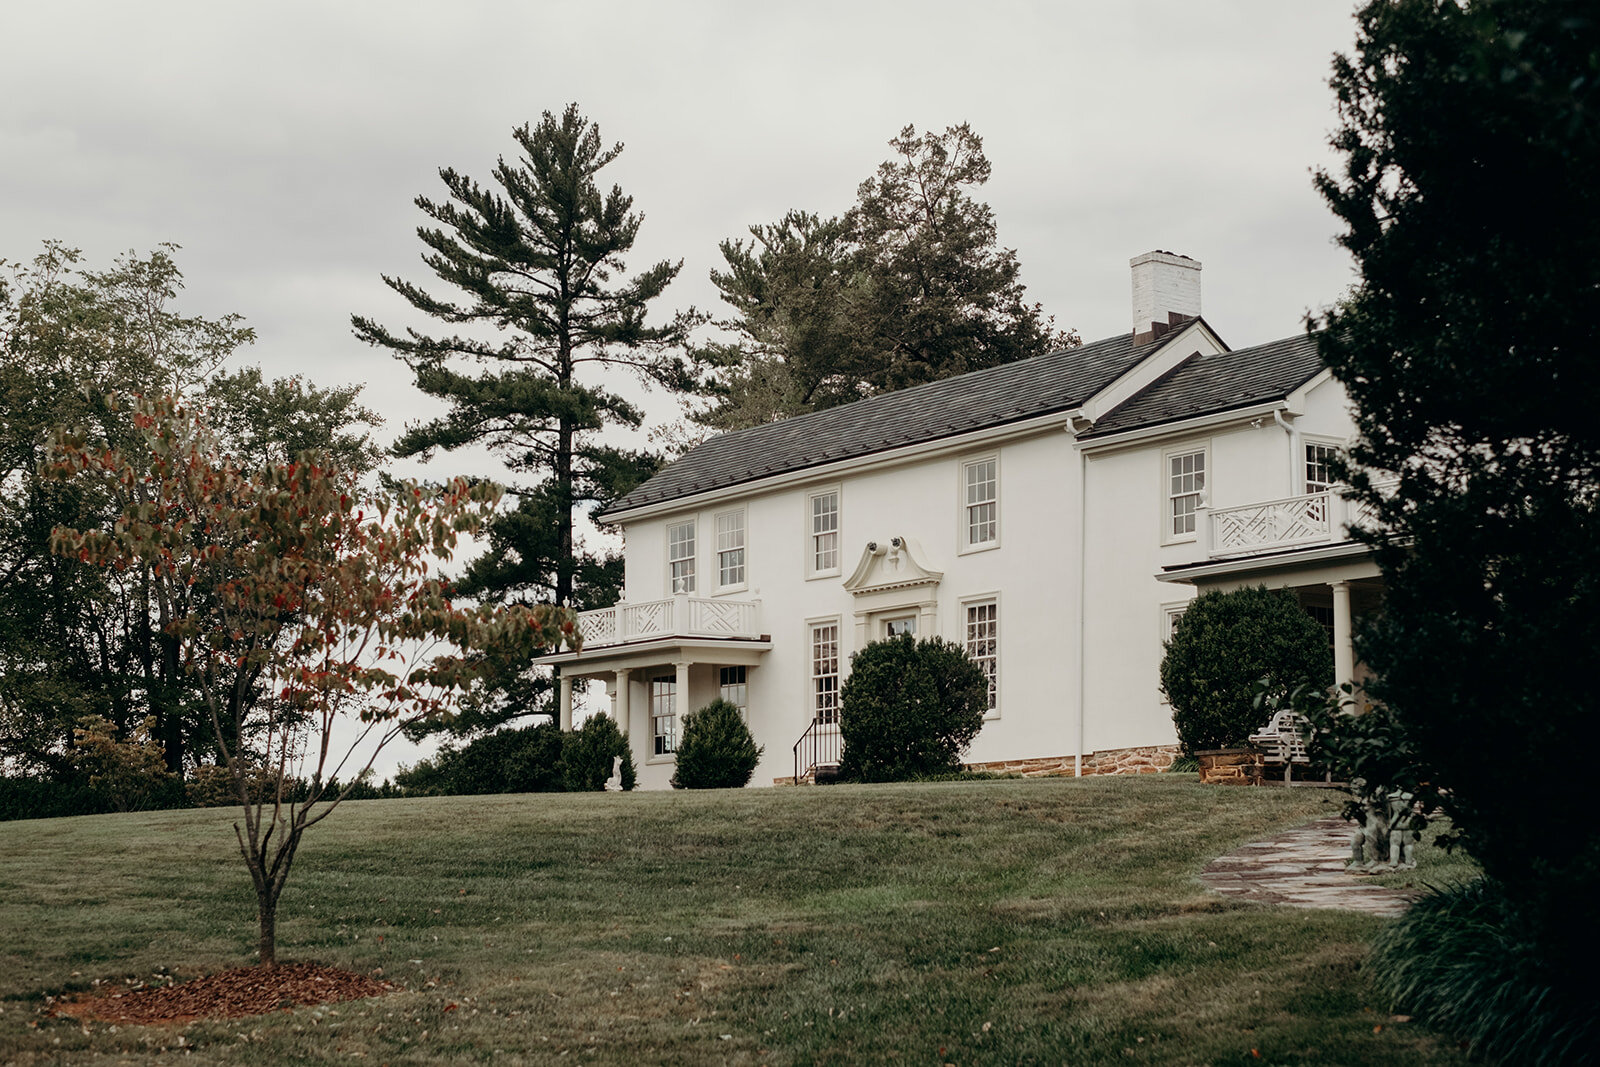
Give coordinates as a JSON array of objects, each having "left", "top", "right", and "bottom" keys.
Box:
[{"left": 1248, "top": 709, "right": 1312, "bottom": 783}]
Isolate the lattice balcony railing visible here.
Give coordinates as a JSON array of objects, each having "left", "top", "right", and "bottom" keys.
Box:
[
  {"left": 575, "top": 595, "right": 760, "bottom": 648},
  {"left": 1202, "top": 478, "right": 1396, "bottom": 559}
]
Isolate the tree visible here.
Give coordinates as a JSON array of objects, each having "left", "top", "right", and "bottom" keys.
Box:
[
  {"left": 671, "top": 699, "right": 762, "bottom": 789},
  {"left": 1, "top": 244, "right": 381, "bottom": 779},
  {"left": 352, "top": 105, "right": 698, "bottom": 614},
  {"left": 1314, "top": 0, "right": 1600, "bottom": 1053},
  {"left": 47, "top": 395, "right": 574, "bottom": 967},
  {"left": 1159, "top": 587, "right": 1332, "bottom": 755},
  {"left": 838, "top": 635, "right": 987, "bottom": 782},
  {"left": 701, "top": 124, "right": 1076, "bottom": 430}
]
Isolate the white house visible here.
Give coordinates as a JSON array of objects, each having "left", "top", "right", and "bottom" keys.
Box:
[{"left": 537, "top": 252, "right": 1381, "bottom": 789}]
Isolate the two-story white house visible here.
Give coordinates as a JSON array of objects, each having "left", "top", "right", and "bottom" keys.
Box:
[{"left": 537, "top": 252, "right": 1382, "bottom": 788}]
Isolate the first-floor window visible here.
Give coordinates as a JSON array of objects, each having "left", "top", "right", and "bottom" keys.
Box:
[
  {"left": 719, "top": 665, "right": 748, "bottom": 719},
  {"left": 668, "top": 520, "right": 696, "bottom": 593},
  {"left": 651, "top": 674, "right": 677, "bottom": 755},
  {"left": 811, "top": 622, "right": 839, "bottom": 725},
  {"left": 965, "top": 600, "right": 998, "bottom": 713},
  {"left": 1167, "top": 449, "right": 1206, "bottom": 538}
]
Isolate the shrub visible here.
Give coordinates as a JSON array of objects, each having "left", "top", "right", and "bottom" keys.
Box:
[
  {"left": 394, "top": 722, "right": 567, "bottom": 796},
  {"left": 838, "top": 634, "right": 987, "bottom": 782},
  {"left": 1160, "top": 586, "right": 1332, "bottom": 755},
  {"left": 671, "top": 699, "right": 762, "bottom": 789},
  {"left": 71, "top": 715, "right": 176, "bottom": 813},
  {"left": 559, "top": 714, "right": 636, "bottom": 792},
  {"left": 1370, "top": 879, "right": 1598, "bottom": 1066}
]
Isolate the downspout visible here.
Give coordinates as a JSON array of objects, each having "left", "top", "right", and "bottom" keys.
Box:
[
  {"left": 1273, "top": 409, "right": 1299, "bottom": 494},
  {"left": 1075, "top": 434, "right": 1088, "bottom": 777}
]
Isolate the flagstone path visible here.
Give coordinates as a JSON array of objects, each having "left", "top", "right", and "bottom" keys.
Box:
[{"left": 1200, "top": 815, "right": 1419, "bottom": 917}]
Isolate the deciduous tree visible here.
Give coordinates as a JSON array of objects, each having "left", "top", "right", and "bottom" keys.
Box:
[{"left": 48, "top": 396, "right": 574, "bottom": 966}]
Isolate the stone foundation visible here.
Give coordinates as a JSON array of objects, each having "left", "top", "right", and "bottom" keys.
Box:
[
  {"left": 1196, "top": 747, "right": 1264, "bottom": 785},
  {"left": 967, "top": 744, "right": 1180, "bottom": 779}
]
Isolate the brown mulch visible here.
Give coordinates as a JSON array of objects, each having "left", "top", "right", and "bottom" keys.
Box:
[{"left": 50, "top": 963, "right": 395, "bottom": 1026}]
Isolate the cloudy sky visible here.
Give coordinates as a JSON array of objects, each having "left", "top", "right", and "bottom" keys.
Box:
[{"left": 1, "top": 0, "right": 1365, "bottom": 771}]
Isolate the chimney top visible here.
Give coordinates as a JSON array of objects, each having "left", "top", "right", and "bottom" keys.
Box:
[{"left": 1130, "top": 251, "right": 1201, "bottom": 344}]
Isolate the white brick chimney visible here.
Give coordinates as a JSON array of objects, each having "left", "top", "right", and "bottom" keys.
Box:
[{"left": 1130, "top": 251, "right": 1201, "bottom": 344}]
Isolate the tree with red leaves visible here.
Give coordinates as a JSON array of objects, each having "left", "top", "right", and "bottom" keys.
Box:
[{"left": 46, "top": 395, "right": 576, "bottom": 967}]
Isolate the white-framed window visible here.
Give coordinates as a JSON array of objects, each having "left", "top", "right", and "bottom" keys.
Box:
[
  {"left": 715, "top": 510, "right": 746, "bottom": 590},
  {"left": 964, "top": 598, "right": 999, "bottom": 716},
  {"left": 807, "top": 489, "right": 840, "bottom": 578},
  {"left": 650, "top": 674, "right": 677, "bottom": 756},
  {"left": 1165, "top": 447, "right": 1207, "bottom": 540},
  {"left": 667, "top": 519, "right": 696, "bottom": 594},
  {"left": 1304, "top": 441, "right": 1340, "bottom": 495},
  {"left": 962, "top": 456, "right": 999, "bottom": 550},
  {"left": 719, "top": 665, "right": 748, "bottom": 720},
  {"left": 810, "top": 621, "right": 840, "bottom": 725},
  {"left": 1159, "top": 601, "right": 1191, "bottom": 704},
  {"left": 884, "top": 615, "right": 918, "bottom": 638}
]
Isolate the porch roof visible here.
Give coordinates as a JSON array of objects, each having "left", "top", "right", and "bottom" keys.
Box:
[{"left": 536, "top": 636, "right": 773, "bottom": 679}]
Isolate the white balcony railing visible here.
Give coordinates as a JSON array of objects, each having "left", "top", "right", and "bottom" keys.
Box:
[
  {"left": 575, "top": 595, "right": 761, "bottom": 649},
  {"left": 1200, "top": 479, "right": 1396, "bottom": 559}
]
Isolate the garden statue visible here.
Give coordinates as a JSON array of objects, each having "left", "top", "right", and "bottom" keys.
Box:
[
  {"left": 1386, "top": 789, "right": 1419, "bottom": 868},
  {"left": 1346, "top": 776, "right": 1393, "bottom": 870},
  {"left": 604, "top": 755, "right": 623, "bottom": 792}
]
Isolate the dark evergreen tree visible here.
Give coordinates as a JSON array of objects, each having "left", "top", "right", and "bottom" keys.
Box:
[
  {"left": 701, "top": 124, "right": 1076, "bottom": 430},
  {"left": 1314, "top": 0, "right": 1600, "bottom": 1052},
  {"left": 353, "top": 105, "right": 698, "bottom": 615}
]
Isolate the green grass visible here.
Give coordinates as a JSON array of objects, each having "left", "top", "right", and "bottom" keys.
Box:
[{"left": 0, "top": 777, "right": 1470, "bottom": 1065}]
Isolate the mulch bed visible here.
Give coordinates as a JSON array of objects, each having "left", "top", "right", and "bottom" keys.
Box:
[{"left": 51, "top": 963, "right": 394, "bottom": 1026}]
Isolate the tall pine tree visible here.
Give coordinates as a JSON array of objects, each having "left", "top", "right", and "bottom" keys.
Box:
[{"left": 354, "top": 105, "right": 699, "bottom": 615}]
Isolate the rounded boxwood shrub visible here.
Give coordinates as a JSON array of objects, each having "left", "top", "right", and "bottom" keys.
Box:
[
  {"left": 671, "top": 699, "right": 763, "bottom": 789},
  {"left": 838, "top": 634, "right": 987, "bottom": 782},
  {"left": 1160, "top": 585, "right": 1333, "bottom": 755}
]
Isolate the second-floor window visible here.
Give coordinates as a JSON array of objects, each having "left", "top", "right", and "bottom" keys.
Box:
[
  {"left": 1305, "top": 443, "right": 1339, "bottom": 494},
  {"left": 809, "top": 490, "right": 839, "bottom": 575},
  {"left": 964, "top": 457, "right": 998, "bottom": 548},
  {"left": 715, "top": 510, "right": 746, "bottom": 588},
  {"left": 668, "top": 520, "right": 696, "bottom": 594},
  {"left": 1167, "top": 449, "right": 1206, "bottom": 539}
]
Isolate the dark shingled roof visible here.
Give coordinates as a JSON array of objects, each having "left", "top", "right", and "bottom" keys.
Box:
[
  {"left": 603, "top": 330, "right": 1187, "bottom": 517},
  {"left": 1083, "top": 333, "right": 1324, "bottom": 438}
]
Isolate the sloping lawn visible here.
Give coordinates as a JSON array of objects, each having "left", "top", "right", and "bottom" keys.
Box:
[{"left": 0, "top": 776, "right": 1470, "bottom": 1065}]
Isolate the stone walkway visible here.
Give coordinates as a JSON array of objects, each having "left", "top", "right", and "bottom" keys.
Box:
[{"left": 1199, "top": 815, "right": 1419, "bottom": 917}]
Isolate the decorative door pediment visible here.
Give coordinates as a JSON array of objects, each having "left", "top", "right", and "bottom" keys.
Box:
[{"left": 842, "top": 536, "right": 943, "bottom": 597}]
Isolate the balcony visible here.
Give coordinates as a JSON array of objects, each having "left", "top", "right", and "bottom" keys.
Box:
[
  {"left": 1199, "top": 480, "right": 1394, "bottom": 560},
  {"left": 575, "top": 594, "right": 762, "bottom": 649}
]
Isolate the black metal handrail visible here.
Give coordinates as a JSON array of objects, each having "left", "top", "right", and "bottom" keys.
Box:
[{"left": 792, "top": 718, "right": 841, "bottom": 783}]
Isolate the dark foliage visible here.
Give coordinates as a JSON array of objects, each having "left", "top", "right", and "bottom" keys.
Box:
[
  {"left": 838, "top": 635, "right": 987, "bottom": 782},
  {"left": 395, "top": 722, "right": 567, "bottom": 796},
  {"left": 1159, "top": 587, "right": 1332, "bottom": 755},
  {"left": 1313, "top": 0, "right": 1600, "bottom": 1023},
  {"left": 670, "top": 699, "right": 762, "bottom": 789},
  {"left": 558, "top": 714, "right": 636, "bottom": 792},
  {"left": 1370, "top": 879, "right": 1599, "bottom": 1065}
]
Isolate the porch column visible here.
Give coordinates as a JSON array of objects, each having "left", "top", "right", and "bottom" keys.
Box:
[
  {"left": 1330, "top": 581, "right": 1355, "bottom": 692},
  {"left": 614, "top": 668, "right": 631, "bottom": 738},
  {"left": 558, "top": 672, "right": 574, "bottom": 731},
  {"left": 674, "top": 661, "right": 690, "bottom": 721}
]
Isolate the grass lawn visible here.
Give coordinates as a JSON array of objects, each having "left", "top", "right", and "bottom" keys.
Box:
[{"left": 0, "top": 776, "right": 1471, "bottom": 1065}]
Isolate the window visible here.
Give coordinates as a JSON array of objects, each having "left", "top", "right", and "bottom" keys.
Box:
[
  {"left": 810, "top": 622, "right": 840, "bottom": 725},
  {"left": 650, "top": 674, "right": 677, "bottom": 756},
  {"left": 963, "top": 457, "right": 998, "bottom": 548},
  {"left": 808, "top": 490, "right": 839, "bottom": 576},
  {"left": 1166, "top": 448, "right": 1206, "bottom": 539},
  {"left": 715, "top": 511, "right": 746, "bottom": 589},
  {"left": 1163, "top": 604, "right": 1189, "bottom": 640},
  {"left": 1305, "top": 442, "right": 1339, "bottom": 494},
  {"left": 667, "top": 520, "right": 695, "bottom": 594},
  {"left": 965, "top": 599, "right": 998, "bottom": 714},
  {"left": 719, "top": 666, "right": 748, "bottom": 719},
  {"left": 885, "top": 615, "right": 917, "bottom": 638}
]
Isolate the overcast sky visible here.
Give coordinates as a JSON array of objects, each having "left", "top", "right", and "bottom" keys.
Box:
[{"left": 0, "top": 0, "right": 1366, "bottom": 772}]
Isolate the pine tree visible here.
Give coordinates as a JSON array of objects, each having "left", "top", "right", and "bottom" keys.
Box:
[{"left": 353, "top": 105, "right": 700, "bottom": 615}]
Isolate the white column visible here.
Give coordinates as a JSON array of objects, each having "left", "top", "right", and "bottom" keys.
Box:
[
  {"left": 674, "top": 661, "right": 690, "bottom": 718},
  {"left": 1331, "top": 581, "right": 1355, "bottom": 692},
  {"left": 558, "top": 673, "right": 574, "bottom": 731},
  {"left": 614, "top": 668, "right": 631, "bottom": 738}
]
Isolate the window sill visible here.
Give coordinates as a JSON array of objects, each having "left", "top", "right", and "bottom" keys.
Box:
[
  {"left": 805, "top": 569, "right": 841, "bottom": 582},
  {"left": 647, "top": 754, "right": 676, "bottom": 766},
  {"left": 957, "top": 540, "right": 1001, "bottom": 556},
  {"left": 712, "top": 584, "right": 748, "bottom": 597}
]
